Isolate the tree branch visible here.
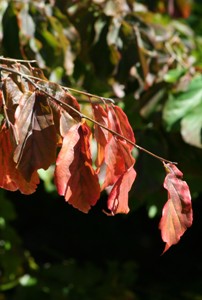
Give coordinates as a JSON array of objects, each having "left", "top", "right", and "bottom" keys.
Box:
[{"left": 0, "top": 64, "right": 177, "bottom": 165}]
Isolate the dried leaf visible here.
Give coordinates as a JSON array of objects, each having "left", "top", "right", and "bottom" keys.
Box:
[
  {"left": 4, "top": 77, "right": 23, "bottom": 124},
  {"left": 14, "top": 91, "right": 57, "bottom": 180},
  {"left": 159, "top": 163, "right": 193, "bottom": 253}
]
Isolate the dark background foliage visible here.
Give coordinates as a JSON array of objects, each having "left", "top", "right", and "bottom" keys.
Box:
[{"left": 0, "top": 0, "right": 202, "bottom": 299}]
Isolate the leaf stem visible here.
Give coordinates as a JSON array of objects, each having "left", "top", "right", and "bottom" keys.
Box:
[{"left": 0, "top": 64, "right": 177, "bottom": 165}]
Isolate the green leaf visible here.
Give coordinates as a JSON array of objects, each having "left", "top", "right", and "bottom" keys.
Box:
[
  {"left": 181, "top": 106, "right": 202, "bottom": 149},
  {"left": 163, "top": 75, "right": 202, "bottom": 148},
  {"left": 164, "top": 68, "right": 186, "bottom": 83}
]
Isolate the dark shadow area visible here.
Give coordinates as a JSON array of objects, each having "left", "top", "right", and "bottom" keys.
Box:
[{"left": 3, "top": 183, "right": 202, "bottom": 299}]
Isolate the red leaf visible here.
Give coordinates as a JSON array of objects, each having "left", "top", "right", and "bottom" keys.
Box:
[
  {"left": 55, "top": 123, "right": 100, "bottom": 213},
  {"left": 159, "top": 163, "right": 193, "bottom": 253},
  {"left": 111, "top": 105, "right": 135, "bottom": 150},
  {"left": 107, "top": 167, "right": 136, "bottom": 215},
  {"left": 0, "top": 126, "right": 39, "bottom": 194},
  {"left": 102, "top": 105, "right": 136, "bottom": 189}
]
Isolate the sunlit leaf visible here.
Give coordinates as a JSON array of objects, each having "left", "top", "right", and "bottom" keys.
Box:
[
  {"left": 181, "top": 106, "right": 202, "bottom": 149},
  {"left": 163, "top": 75, "right": 202, "bottom": 130},
  {"left": 107, "top": 167, "right": 136, "bottom": 215},
  {"left": 159, "top": 163, "right": 193, "bottom": 253},
  {"left": 55, "top": 123, "right": 100, "bottom": 213},
  {"left": 163, "top": 75, "right": 202, "bottom": 148},
  {"left": 92, "top": 103, "right": 109, "bottom": 170},
  {"left": 102, "top": 105, "right": 135, "bottom": 189}
]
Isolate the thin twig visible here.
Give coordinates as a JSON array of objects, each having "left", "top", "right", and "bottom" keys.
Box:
[
  {"left": 0, "top": 56, "right": 37, "bottom": 63},
  {"left": 0, "top": 64, "right": 114, "bottom": 103},
  {"left": 63, "top": 87, "right": 115, "bottom": 104},
  {"left": 0, "top": 64, "right": 177, "bottom": 165}
]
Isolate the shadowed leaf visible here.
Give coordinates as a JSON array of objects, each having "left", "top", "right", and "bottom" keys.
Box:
[
  {"left": 14, "top": 91, "right": 57, "bottom": 180},
  {"left": 0, "top": 126, "right": 39, "bottom": 194}
]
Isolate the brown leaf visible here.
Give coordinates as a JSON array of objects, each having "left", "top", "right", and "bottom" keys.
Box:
[
  {"left": 38, "top": 81, "right": 81, "bottom": 123},
  {"left": 14, "top": 91, "right": 57, "bottom": 180},
  {"left": 4, "top": 77, "right": 23, "bottom": 124},
  {"left": 159, "top": 163, "right": 193, "bottom": 253},
  {"left": 55, "top": 123, "right": 100, "bottom": 213}
]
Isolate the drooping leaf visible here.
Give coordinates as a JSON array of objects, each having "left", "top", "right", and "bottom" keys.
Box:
[
  {"left": 111, "top": 105, "right": 135, "bottom": 150},
  {"left": 4, "top": 77, "right": 23, "bottom": 106},
  {"left": 0, "top": 125, "right": 39, "bottom": 194},
  {"left": 159, "top": 163, "right": 193, "bottom": 253},
  {"left": 102, "top": 105, "right": 136, "bottom": 189},
  {"left": 55, "top": 123, "right": 100, "bottom": 213},
  {"left": 107, "top": 166, "right": 136, "bottom": 215},
  {"left": 14, "top": 91, "right": 57, "bottom": 180},
  {"left": 4, "top": 77, "right": 23, "bottom": 124}
]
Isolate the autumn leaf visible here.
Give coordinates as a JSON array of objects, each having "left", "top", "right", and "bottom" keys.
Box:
[
  {"left": 14, "top": 91, "right": 57, "bottom": 180},
  {"left": 90, "top": 104, "right": 137, "bottom": 215},
  {"left": 107, "top": 167, "right": 136, "bottom": 215},
  {"left": 159, "top": 163, "right": 193, "bottom": 253},
  {"left": 102, "top": 105, "right": 136, "bottom": 190},
  {"left": 111, "top": 105, "right": 135, "bottom": 150},
  {"left": 4, "top": 77, "right": 23, "bottom": 124},
  {"left": 55, "top": 122, "right": 100, "bottom": 213},
  {"left": 0, "top": 125, "right": 39, "bottom": 194}
]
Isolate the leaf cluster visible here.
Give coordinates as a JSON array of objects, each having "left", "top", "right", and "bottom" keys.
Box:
[
  {"left": 0, "top": 0, "right": 202, "bottom": 253},
  {"left": 0, "top": 59, "right": 193, "bottom": 253}
]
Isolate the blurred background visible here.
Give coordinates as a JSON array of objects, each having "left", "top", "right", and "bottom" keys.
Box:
[{"left": 0, "top": 0, "right": 202, "bottom": 299}]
